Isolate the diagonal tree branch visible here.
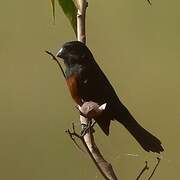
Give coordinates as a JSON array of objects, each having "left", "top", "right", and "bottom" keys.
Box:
[
  {"left": 76, "top": 102, "right": 118, "bottom": 180},
  {"left": 74, "top": 0, "right": 118, "bottom": 179}
]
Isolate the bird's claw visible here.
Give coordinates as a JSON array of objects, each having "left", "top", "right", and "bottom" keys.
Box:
[{"left": 80, "top": 120, "right": 96, "bottom": 136}]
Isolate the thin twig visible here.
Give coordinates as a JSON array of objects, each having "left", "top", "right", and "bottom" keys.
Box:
[
  {"left": 45, "top": 50, "right": 66, "bottom": 78},
  {"left": 147, "top": 157, "right": 161, "bottom": 180},
  {"left": 147, "top": 0, "right": 152, "bottom": 5},
  {"left": 136, "top": 161, "right": 149, "bottom": 180},
  {"left": 66, "top": 123, "right": 116, "bottom": 180},
  {"left": 65, "top": 123, "right": 86, "bottom": 153}
]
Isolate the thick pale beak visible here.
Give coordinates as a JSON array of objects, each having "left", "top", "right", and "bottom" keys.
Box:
[{"left": 56, "top": 48, "right": 65, "bottom": 59}]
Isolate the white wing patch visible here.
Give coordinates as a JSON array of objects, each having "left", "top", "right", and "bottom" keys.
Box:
[{"left": 83, "top": 79, "right": 88, "bottom": 84}]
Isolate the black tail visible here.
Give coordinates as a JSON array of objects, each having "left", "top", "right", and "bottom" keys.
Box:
[{"left": 116, "top": 109, "right": 164, "bottom": 153}]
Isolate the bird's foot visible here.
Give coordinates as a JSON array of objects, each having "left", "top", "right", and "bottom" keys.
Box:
[{"left": 80, "top": 120, "right": 96, "bottom": 136}]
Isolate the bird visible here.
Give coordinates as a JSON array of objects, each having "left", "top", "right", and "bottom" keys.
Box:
[{"left": 56, "top": 41, "right": 164, "bottom": 153}]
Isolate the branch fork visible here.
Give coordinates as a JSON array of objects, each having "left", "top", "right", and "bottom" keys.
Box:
[{"left": 67, "top": 101, "right": 118, "bottom": 180}]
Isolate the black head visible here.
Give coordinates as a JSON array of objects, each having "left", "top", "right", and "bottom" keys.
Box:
[{"left": 56, "top": 41, "right": 94, "bottom": 66}]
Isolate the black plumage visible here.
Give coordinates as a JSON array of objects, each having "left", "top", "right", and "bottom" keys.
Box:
[{"left": 57, "top": 41, "right": 164, "bottom": 153}]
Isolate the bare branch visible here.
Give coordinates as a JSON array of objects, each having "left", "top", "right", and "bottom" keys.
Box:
[
  {"left": 74, "top": 0, "right": 118, "bottom": 178},
  {"left": 77, "top": 102, "right": 118, "bottom": 180},
  {"left": 45, "top": 50, "right": 65, "bottom": 78},
  {"left": 76, "top": 0, "right": 88, "bottom": 43},
  {"left": 147, "top": 0, "right": 152, "bottom": 5},
  {"left": 136, "top": 161, "right": 149, "bottom": 180},
  {"left": 66, "top": 116, "right": 118, "bottom": 179},
  {"left": 148, "top": 157, "right": 161, "bottom": 180},
  {"left": 65, "top": 125, "right": 86, "bottom": 153}
]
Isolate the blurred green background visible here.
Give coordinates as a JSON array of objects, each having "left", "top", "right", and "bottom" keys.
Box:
[{"left": 0, "top": 0, "right": 179, "bottom": 179}]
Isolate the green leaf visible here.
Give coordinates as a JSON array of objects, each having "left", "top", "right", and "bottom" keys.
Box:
[
  {"left": 50, "top": 0, "right": 56, "bottom": 22},
  {"left": 58, "top": 0, "right": 77, "bottom": 34}
]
